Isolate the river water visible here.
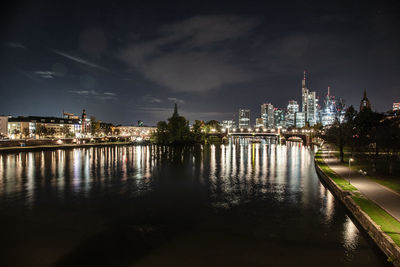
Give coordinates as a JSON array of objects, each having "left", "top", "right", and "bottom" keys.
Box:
[{"left": 0, "top": 143, "right": 389, "bottom": 266}]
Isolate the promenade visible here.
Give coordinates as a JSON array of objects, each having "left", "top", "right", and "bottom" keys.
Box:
[{"left": 321, "top": 145, "right": 400, "bottom": 222}]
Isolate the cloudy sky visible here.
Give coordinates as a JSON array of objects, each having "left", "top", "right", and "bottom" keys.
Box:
[{"left": 0, "top": 0, "right": 399, "bottom": 125}]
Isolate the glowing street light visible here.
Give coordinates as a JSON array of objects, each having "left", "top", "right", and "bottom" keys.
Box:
[{"left": 348, "top": 158, "right": 354, "bottom": 184}]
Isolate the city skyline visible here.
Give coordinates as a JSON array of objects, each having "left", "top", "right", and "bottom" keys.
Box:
[{"left": 1, "top": 0, "right": 399, "bottom": 125}]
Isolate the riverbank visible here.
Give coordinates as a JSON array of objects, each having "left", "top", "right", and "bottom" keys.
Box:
[
  {"left": 315, "top": 149, "right": 400, "bottom": 266},
  {"left": 0, "top": 141, "right": 149, "bottom": 153},
  {"left": 330, "top": 145, "right": 400, "bottom": 194}
]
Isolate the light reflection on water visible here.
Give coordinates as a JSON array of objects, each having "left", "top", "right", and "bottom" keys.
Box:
[{"left": 0, "top": 143, "right": 388, "bottom": 266}]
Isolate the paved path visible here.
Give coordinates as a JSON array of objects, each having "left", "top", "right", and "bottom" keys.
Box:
[{"left": 320, "top": 145, "right": 400, "bottom": 222}]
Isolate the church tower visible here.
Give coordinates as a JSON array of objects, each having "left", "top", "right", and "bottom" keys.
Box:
[{"left": 359, "top": 89, "right": 371, "bottom": 111}]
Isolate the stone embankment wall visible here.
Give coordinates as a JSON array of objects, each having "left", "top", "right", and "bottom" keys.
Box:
[
  {"left": 0, "top": 138, "right": 81, "bottom": 147},
  {"left": 314, "top": 160, "right": 400, "bottom": 266}
]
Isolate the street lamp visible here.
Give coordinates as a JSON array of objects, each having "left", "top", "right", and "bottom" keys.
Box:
[{"left": 348, "top": 158, "right": 354, "bottom": 184}]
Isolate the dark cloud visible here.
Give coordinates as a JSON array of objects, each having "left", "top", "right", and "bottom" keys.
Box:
[
  {"left": 118, "top": 15, "right": 258, "bottom": 92},
  {"left": 167, "top": 97, "right": 185, "bottom": 104},
  {"left": 142, "top": 94, "right": 163, "bottom": 103},
  {"left": 1, "top": 0, "right": 399, "bottom": 125},
  {"left": 5, "top": 42, "right": 26, "bottom": 49},
  {"left": 69, "top": 90, "right": 117, "bottom": 100}
]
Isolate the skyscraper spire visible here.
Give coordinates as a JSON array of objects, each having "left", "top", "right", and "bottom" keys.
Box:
[{"left": 327, "top": 86, "right": 330, "bottom": 97}]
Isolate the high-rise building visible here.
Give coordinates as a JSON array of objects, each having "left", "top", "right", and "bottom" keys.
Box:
[
  {"left": 393, "top": 102, "right": 399, "bottom": 111},
  {"left": 286, "top": 100, "right": 299, "bottom": 128},
  {"left": 295, "top": 112, "right": 305, "bottom": 128},
  {"left": 274, "top": 108, "right": 285, "bottom": 128},
  {"left": 306, "top": 91, "right": 317, "bottom": 126},
  {"left": 301, "top": 71, "right": 318, "bottom": 126},
  {"left": 301, "top": 71, "right": 309, "bottom": 114},
  {"left": 238, "top": 109, "right": 250, "bottom": 129},
  {"left": 359, "top": 89, "right": 371, "bottom": 111},
  {"left": 261, "top": 103, "right": 274, "bottom": 128},
  {"left": 321, "top": 86, "right": 337, "bottom": 126}
]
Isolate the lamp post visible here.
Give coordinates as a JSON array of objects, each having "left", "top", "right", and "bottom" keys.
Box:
[{"left": 348, "top": 158, "right": 354, "bottom": 184}]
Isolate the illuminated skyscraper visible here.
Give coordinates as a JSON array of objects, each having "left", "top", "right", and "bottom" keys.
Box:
[
  {"left": 238, "top": 109, "right": 250, "bottom": 129},
  {"left": 286, "top": 100, "right": 299, "bottom": 127},
  {"left": 321, "top": 86, "right": 337, "bottom": 126},
  {"left": 274, "top": 108, "right": 285, "bottom": 128},
  {"left": 261, "top": 103, "right": 274, "bottom": 128},
  {"left": 394, "top": 102, "right": 400, "bottom": 111},
  {"left": 295, "top": 112, "right": 305, "bottom": 128},
  {"left": 301, "top": 71, "right": 318, "bottom": 126}
]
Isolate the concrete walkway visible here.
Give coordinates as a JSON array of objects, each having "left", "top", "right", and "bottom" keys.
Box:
[{"left": 321, "top": 146, "right": 400, "bottom": 222}]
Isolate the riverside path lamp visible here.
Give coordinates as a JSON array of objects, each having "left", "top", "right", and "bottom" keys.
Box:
[{"left": 348, "top": 158, "right": 354, "bottom": 184}]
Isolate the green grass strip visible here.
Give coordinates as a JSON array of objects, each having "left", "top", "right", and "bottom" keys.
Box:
[
  {"left": 352, "top": 195, "right": 400, "bottom": 246},
  {"left": 315, "top": 151, "right": 357, "bottom": 191}
]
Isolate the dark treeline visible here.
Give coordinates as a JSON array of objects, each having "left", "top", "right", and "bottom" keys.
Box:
[
  {"left": 323, "top": 106, "right": 400, "bottom": 175},
  {"left": 151, "top": 104, "right": 224, "bottom": 145}
]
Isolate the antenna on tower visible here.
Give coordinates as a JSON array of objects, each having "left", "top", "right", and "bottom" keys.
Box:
[{"left": 327, "top": 86, "right": 330, "bottom": 97}]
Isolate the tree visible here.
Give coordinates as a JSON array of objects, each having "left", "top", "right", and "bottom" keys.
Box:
[
  {"left": 36, "top": 125, "right": 47, "bottom": 139},
  {"left": 12, "top": 129, "right": 21, "bottom": 139},
  {"left": 61, "top": 124, "right": 73, "bottom": 137},
  {"left": 205, "top": 120, "right": 221, "bottom": 133},
  {"left": 344, "top": 105, "right": 358, "bottom": 157},
  {"left": 90, "top": 116, "right": 101, "bottom": 136},
  {"left": 192, "top": 120, "right": 205, "bottom": 143},
  {"left": 325, "top": 119, "right": 347, "bottom": 162},
  {"left": 167, "top": 115, "right": 191, "bottom": 144},
  {"left": 152, "top": 121, "right": 169, "bottom": 144},
  {"left": 47, "top": 128, "right": 56, "bottom": 137},
  {"left": 354, "top": 109, "right": 383, "bottom": 172},
  {"left": 22, "top": 128, "right": 30, "bottom": 139}
]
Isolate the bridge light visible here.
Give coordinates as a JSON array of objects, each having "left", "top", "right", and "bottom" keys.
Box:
[
  {"left": 263, "top": 128, "right": 267, "bottom": 132},
  {"left": 221, "top": 128, "right": 226, "bottom": 133},
  {"left": 233, "top": 128, "right": 236, "bottom": 132},
  {"left": 240, "top": 128, "right": 244, "bottom": 132},
  {"left": 211, "top": 128, "right": 216, "bottom": 132},
  {"left": 248, "top": 128, "right": 252, "bottom": 132},
  {"left": 255, "top": 128, "right": 259, "bottom": 132}
]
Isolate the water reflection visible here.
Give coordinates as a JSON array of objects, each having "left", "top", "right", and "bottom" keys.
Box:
[{"left": 0, "top": 143, "right": 387, "bottom": 266}]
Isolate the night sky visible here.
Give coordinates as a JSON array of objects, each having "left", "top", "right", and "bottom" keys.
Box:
[{"left": 1, "top": 0, "right": 399, "bottom": 125}]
